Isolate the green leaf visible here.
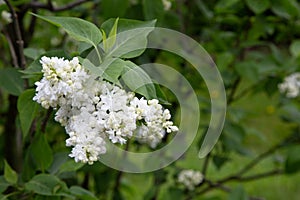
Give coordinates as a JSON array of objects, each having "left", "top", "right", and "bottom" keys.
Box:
[
  {"left": 99, "top": 58, "right": 124, "bottom": 84},
  {"left": 101, "top": 18, "right": 156, "bottom": 58},
  {"left": 227, "top": 185, "right": 248, "bottom": 200},
  {"left": 290, "top": 40, "right": 300, "bottom": 57},
  {"left": 101, "top": 0, "right": 129, "bottom": 19},
  {"left": 153, "top": 82, "right": 170, "bottom": 105},
  {"left": 58, "top": 160, "right": 84, "bottom": 175},
  {"left": 34, "top": 195, "right": 61, "bottom": 200},
  {"left": 82, "top": 57, "right": 158, "bottom": 99},
  {"left": 280, "top": 104, "right": 300, "bottom": 124},
  {"left": 4, "top": 160, "right": 18, "bottom": 185},
  {"left": 157, "top": 187, "right": 184, "bottom": 200},
  {"left": 121, "top": 61, "right": 156, "bottom": 99},
  {"left": 285, "top": 145, "right": 300, "bottom": 174},
  {"left": 264, "top": 76, "right": 282, "bottom": 97},
  {"left": 48, "top": 152, "right": 84, "bottom": 176},
  {"left": 215, "top": 0, "right": 240, "bottom": 11},
  {"left": 32, "top": 14, "right": 102, "bottom": 47},
  {"left": 25, "top": 174, "right": 68, "bottom": 196},
  {"left": 0, "top": 68, "right": 24, "bottom": 96},
  {"left": 30, "top": 133, "right": 53, "bottom": 172},
  {"left": 0, "top": 176, "right": 10, "bottom": 193},
  {"left": 69, "top": 186, "right": 97, "bottom": 200},
  {"left": 271, "top": 0, "right": 300, "bottom": 19},
  {"left": 222, "top": 122, "right": 251, "bottom": 155},
  {"left": 80, "top": 57, "right": 122, "bottom": 85},
  {"left": 234, "top": 61, "right": 259, "bottom": 83},
  {"left": 212, "top": 155, "right": 230, "bottom": 170},
  {"left": 246, "top": 0, "right": 270, "bottom": 14},
  {"left": 17, "top": 89, "right": 39, "bottom": 138},
  {"left": 24, "top": 48, "right": 45, "bottom": 60},
  {"left": 216, "top": 52, "right": 234, "bottom": 71},
  {"left": 103, "top": 18, "right": 119, "bottom": 52},
  {"left": 48, "top": 152, "right": 69, "bottom": 175},
  {"left": 0, "top": 194, "right": 7, "bottom": 200},
  {"left": 143, "top": 0, "right": 164, "bottom": 20}
]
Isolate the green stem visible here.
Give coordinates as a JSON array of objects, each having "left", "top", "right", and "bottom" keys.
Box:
[{"left": 94, "top": 44, "right": 102, "bottom": 64}]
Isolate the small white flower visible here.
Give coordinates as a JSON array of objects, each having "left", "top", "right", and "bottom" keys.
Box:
[
  {"left": 0, "top": 0, "right": 5, "bottom": 5},
  {"left": 1, "top": 10, "right": 12, "bottom": 24},
  {"left": 278, "top": 72, "right": 300, "bottom": 98},
  {"left": 162, "top": 0, "right": 171, "bottom": 11},
  {"left": 178, "top": 169, "right": 204, "bottom": 190}
]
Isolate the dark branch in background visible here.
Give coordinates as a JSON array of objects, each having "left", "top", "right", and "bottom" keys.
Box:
[
  {"left": 4, "top": 0, "right": 26, "bottom": 69},
  {"left": 227, "top": 77, "right": 241, "bottom": 105},
  {"left": 26, "top": 0, "right": 92, "bottom": 12},
  {"left": 195, "top": 133, "right": 300, "bottom": 197},
  {"left": 24, "top": 0, "right": 38, "bottom": 45},
  {"left": 4, "top": 96, "right": 23, "bottom": 172},
  {"left": 201, "top": 152, "right": 210, "bottom": 176},
  {"left": 236, "top": 142, "right": 284, "bottom": 176},
  {"left": 111, "top": 142, "right": 130, "bottom": 199},
  {"left": 198, "top": 168, "right": 283, "bottom": 197},
  {"left": 2, "top": 30, "right": 18, "bottom": 67},
  {"left": 231, "top": 81, "right": 260, "bottom": 103},
  {"left": 3, "top": 0, "right": 27, "bottom": 172},
  {"left": 238, "top": 169, "right": 283, "bottom": 182},
  {"left": 199, "top": 179, "right": 267, "bottom": 200},
  {"left": 41, "top": 109, "right": 53, "bottom": 133}
]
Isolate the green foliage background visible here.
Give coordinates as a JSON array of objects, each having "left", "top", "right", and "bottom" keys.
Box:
[{"left": 1, "top": 0, "right": 300, "bottom": 199}]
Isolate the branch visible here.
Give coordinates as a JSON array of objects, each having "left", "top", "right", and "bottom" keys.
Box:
[
  {"left": 2, "top": 30, "right": 18, "bottom": 67},
  {"left": 197, "top": 179, "right": 231, "bottom": 195},
  {"left": 28, "top": 0, "right": 92, "bottom": 12},
  {"left": 194, "top": 132, "right": 300, "bottom": 196},
  {"left": 238, "top": 169, "right": 283, "bottom": 182},
  {"left": 197, "top": 169, "right": 283, "bottom": 196},
  {"left": 41, "top": 108, "right": 53, "bottom": 133},
  {"left": 231, "top": 81, "right": 260, "bottom": 103},
  {"left": 227, "top": 77, "right": 240, "bottom": 105},
  {"left": 201, "top": 152, "right": 210, "bottom": 176},
  {"left": 4, "top": 0, "right": 26, "bottom": 69},
  {"left": 111, "top": 142, "right": 130, "bottom": 199},
  {"left": 237, "top": 144, "right": 282, "bottom": 176},
  {"left": 237, "top": 133, "right": 299, "bottom": 178},
  {"left": 217, "top": 143, "right": 284, "bottom": 185}
]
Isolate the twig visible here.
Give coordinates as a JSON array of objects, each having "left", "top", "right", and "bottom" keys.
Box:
[
  {"left": 227, "top": 77, "right": 240, "bottom": 105},
  {"left": 197, "top": 169, "right": 282, "bottom": 196},
  {"left": 4, "top": 0, "right": 26, "bottom": 69},
  {"left": 111, "top": 142, "right": 130, "bottom": 199},
  {"left": 26, "top": 7, "right": 37, "bottom": 43},
  {"left": 41, "top": 108, "right": 53, "bottom": 133},
  {"left": 195, "top": 132, "right": 300, "bottom": 196},
  {"left": 2, "top": 30, "right": 18, "bottom": 67},
  {"left": 231, "top": 82, "right": 260, "bottom": 103},
  {"left": 201, "top": 152, "right": 210, "bottom": 176},
  {"left": 236, "top": 132, "right": 299, "bottom": 178},
  {"left": 238, "top": 169, "right": 283, "bottom": 182},
  {"left": 27, "top": 0, "right": 92, "bottom": 12},
  {"left": 237, "top": 144, "right": 282, "bottom": 176},
  {"left": 217, "top": 142, "right": 285, "bottom": 185},
  {"left": 197, "top": 179, "right": 231, "bottom": 195}
]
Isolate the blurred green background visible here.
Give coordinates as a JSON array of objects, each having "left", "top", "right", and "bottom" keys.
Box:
[{"left": 1, "top": 0, "right": 300, "bottom": 199}]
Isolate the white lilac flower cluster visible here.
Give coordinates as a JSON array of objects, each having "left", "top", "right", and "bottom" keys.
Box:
[
  {"left": 178, "top": 169, "right": 204, "bottom": 190},
  {"left": 33, "top": 56, "right": 178, "bottom": 164},
  {"left": 278, "top": 72, "right": 300, "bottom": 98}
]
